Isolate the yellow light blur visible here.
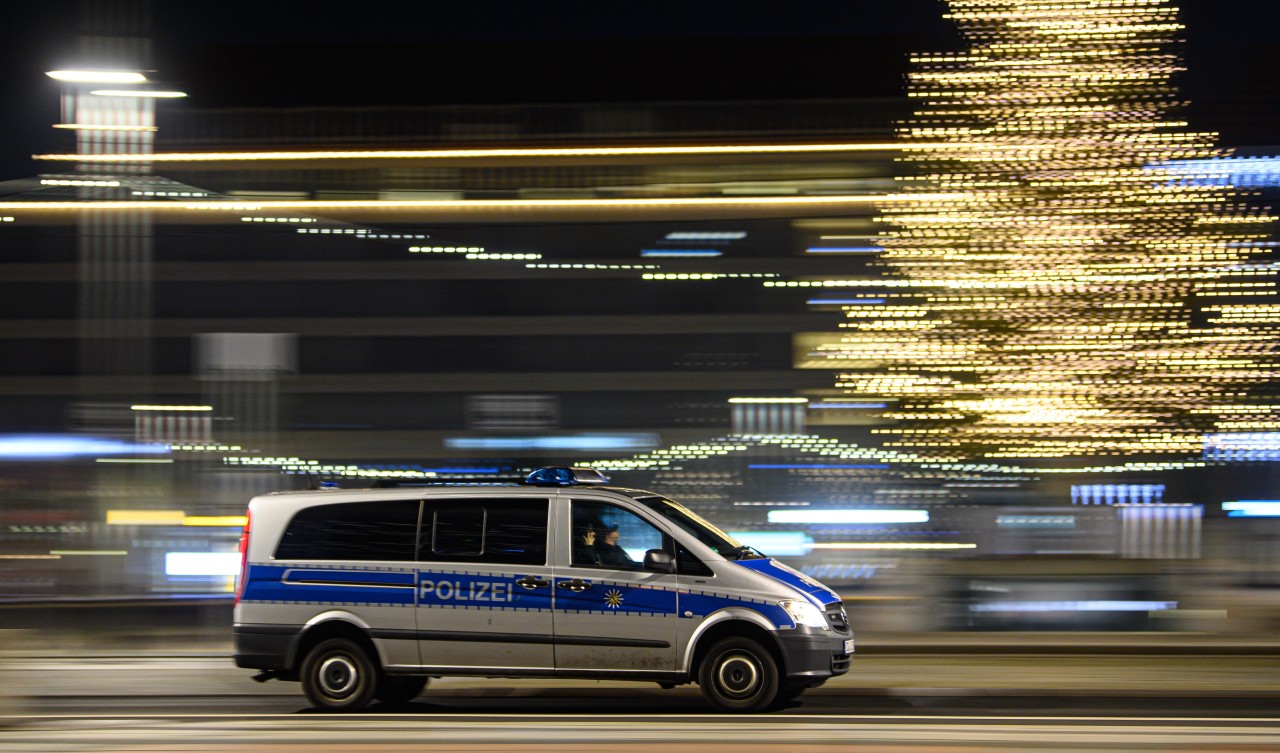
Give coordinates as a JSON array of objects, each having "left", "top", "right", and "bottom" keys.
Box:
[
  {"left": 181, "top": 516, "right": 249, "bottom": 527},
  {"left": 53, "top": 123, "right": 158, "bottom": 132},
  {"left": 30, "top": 142, "right": 979, "bottom": 163},
  {"left": 0, "top": 554, "right": 62, "bottom": 560},
  {"left": 791, "top": 0, "right": 1279, "bottom": 463},
  {"left": 130, "top": 404, "right": 213, "bottom": 411},
  {"left": 106, "top": 510, "right": 185, "bottom": 526}
]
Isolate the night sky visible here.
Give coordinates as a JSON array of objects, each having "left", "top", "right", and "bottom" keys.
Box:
[{"left": 2, "top": 0, "right": 1279, "bottom": 180}]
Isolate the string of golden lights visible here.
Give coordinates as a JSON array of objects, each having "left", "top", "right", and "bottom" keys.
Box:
[{"left": 802, "top": 0, "right": 1280, "bottom": 462}]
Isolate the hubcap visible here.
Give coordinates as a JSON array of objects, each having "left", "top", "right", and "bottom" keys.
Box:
[
  {"left": 318, "top": 655, "right": 359, "bottom": 698},
  {"left": 716, "top": 653, "right": 761, "bottom": 699}
]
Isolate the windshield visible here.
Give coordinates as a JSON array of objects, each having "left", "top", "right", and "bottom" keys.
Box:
[{"left": 633, "top": 496, "right": 765, "bottom": 560}]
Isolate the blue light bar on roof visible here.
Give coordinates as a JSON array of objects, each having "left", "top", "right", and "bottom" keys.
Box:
[{"left": 524, "top": 466, "right": 610, "bottom": 486}]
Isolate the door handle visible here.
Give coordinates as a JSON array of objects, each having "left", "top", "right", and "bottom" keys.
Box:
[
  {"left": 515, "top": 576, "right": 550, "bottom": 590},
  {"left": 557, "top": 578, "right": 592, "bottom": 592}
]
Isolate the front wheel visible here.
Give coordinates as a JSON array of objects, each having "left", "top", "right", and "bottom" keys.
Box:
[
  {"left": 698, "top": 636, "right": 780, "bottom": 712},
  {"left": 300, "top": 638, "right": 377, "bottom": 711}
]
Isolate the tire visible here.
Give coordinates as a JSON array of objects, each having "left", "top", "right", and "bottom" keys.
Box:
[
  {"left": 375, "top": 675, "right": 428, "bottom": 705},
  {"left": 697, "top": 636, "right": 780, "bottom": 713},
  {"left": 772, "top": 683, "right": 808, "bottom": 708},
  {"left": 300, "top": 638, "right": 378, "bottom": 712}
]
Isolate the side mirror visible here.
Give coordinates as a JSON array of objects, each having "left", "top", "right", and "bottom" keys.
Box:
[{"left": 643, "top": 549, "right": 675, "bottom": 574}]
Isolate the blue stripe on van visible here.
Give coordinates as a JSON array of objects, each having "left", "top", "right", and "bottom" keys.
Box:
[{"left": 730, "top": 558, "right": 839, "bottom": 606}]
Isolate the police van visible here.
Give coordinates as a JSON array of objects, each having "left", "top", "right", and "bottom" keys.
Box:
[{"left": 233, "top": 466, "right": 852, "bottom": 712}]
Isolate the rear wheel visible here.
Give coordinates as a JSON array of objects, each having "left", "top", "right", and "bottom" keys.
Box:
[
  {"left": 300, "top": 638, "right": 377, "bottom": 711},
  {"left": 375, "top": 676, "right": 428, "bottom": 705},
  {"left": 698, "top": 636, "right": 779, "bottom": 712}
]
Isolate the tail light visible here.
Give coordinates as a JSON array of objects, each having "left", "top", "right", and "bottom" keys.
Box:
[{"left": 234, "top": 509, "right": 252, "bottom": 605}]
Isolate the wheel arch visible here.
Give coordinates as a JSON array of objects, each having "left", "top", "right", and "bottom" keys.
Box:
[
  {"left": 292, "top": 612, "right": 382, "bottom": 674},
  {"left": 684, "top": 609, "right": 786, "bottom": 678}
]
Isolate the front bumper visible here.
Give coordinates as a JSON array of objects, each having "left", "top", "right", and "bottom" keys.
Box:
[{"left": 775, "top": 628, "right": 853, "bottom": 681}]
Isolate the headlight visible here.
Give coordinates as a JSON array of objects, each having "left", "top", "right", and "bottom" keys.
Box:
[{"left": 779, "top": 599, "right": 828, "bottom": 629}]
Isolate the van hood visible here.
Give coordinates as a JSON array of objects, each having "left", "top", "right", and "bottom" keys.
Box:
[{"left": 731, "top": 558, "right": 839, "bottom": 607}]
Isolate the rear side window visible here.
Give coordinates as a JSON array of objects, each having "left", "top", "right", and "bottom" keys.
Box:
[
  {"left": 274, "top": 500, "right": 420, "bottom": 561},
  {"left": 420, "top": 498, "right": 548, "bottom": 566}
]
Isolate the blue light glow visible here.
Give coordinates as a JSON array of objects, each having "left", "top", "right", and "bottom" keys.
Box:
[
  {"left": 640, "top": 249, "right": 723, "bottom": 258},
  {"left": 0, "top": 435, "right": 170, "bottom": 460},
  {"left": 1155, "top": 156, "right": 1280, "bottom": 187},
  {"left": 807, "top": 298, "right": 886, "bottom": 305},
  {"left": 970, "top": 601, "right": 1177, "bottom": 613},
  {"left": 1223, "top": 501, "right": 1280, "bottom": 518}
]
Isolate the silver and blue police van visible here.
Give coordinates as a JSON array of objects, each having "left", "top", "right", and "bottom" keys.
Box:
[{"left": 233, "top": 466, "right": 853, "bottom": 712}]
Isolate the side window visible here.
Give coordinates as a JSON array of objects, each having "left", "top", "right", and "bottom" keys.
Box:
[
  {"left": 274, "top": 500, "right": 420, "bottom": 561},
  {"left": 676, "top": 542, "right": 714, "bottom": 577},
  {"left": 419, "top": 498, "right": 548, "bottom": 566},
  {"left": 571, "top": 499, "right": 667, "bottom": 570}
]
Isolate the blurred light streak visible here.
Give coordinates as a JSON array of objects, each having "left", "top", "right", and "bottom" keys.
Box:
[
  {"left": 0, "top": 554, "right": 62, "bottom": 560},
  {"left": 809, "top": 542, "right": 975, "bottom": 550},
  {"left": 445, "top": 434, "right": 658, "bottom": 451},
  {"left": 807, "top": 298, "right": 886, "bottom": 305},
  {"left": 805, "top": 247, "right": 883, "bottom": 254},
  {"left": 1222, "top": 501, "right": 1280, "bottom": 517},
  {"left": 182, "top": 516, "right": 249, "bottom": 527},
  {"left": 95, "top": 458, "right": 174, "bottom": 464},
  {"left": 49, "top": 550, "right": 128, "bottom": 556},
  {"left": 970, "top": 601, "right": 1178, "bottom": 613},
  {"left": 130, "top": 404, "right": 212, "bottom": 412},
  {"left": 640, "top": 249, "right": 722, "bottom": 257},
  {"left": 0, "top": 194, "right": 969, "bottom": 213},
  {"left": 727, "top": 531, "right": 811, "bottom": 556},
  {"left": 53, "top": 123, "right": 157, "bottom": 132},
  {"left": 0, "top": 435, "right": 168, "bottom": 459},
  {"left": 768, "top": 509, "right": 930, "bottom": 524},
  {"left": 40, "top": 178, "right": 119, "bottom": 187},
  {"left": 107, "top": 510, "right": 184, "bottom": 526},
  {"left": 165, "top": 552, "right": 239, "bottom": 576},
  {"left": 810, "top": 402, "right": 888, "bottom": 409},
  {"left": 45, "top": 69, "right": 147, "bottom": 83},
  {"left": 728, "top": 397, "right": 808, "bottom": 404},
  {"left": 750, "top": 463, "right": 888, "bottom": 470},
  {"left": 89, "top": 89, "right": 186, "bottom": 98},
  {"left": 31, "top": 142, "right": 982, "bottom": 163},
  {"left": 664, "top": 231, "right": 746, "bottom": 240}
]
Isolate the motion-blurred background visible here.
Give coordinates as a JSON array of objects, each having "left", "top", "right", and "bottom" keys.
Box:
[{"left": 0, "top": 0, "right": 1278, "bottom": 648}]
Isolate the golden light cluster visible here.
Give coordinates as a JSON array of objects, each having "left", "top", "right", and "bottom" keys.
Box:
[{"left": 805, "top": 0, "right": 1279, "bottom": 462}]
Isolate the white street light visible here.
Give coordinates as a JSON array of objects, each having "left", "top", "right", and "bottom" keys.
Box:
[{"left": 46, "top": 69, "right": 147, "bottom": 84}]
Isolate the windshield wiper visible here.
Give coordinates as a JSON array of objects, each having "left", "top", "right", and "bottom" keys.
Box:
[{"left": 727, "top": 545, "right": 765, "bottom": 560}]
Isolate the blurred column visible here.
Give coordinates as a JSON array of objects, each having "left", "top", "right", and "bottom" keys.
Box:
[{"left": 68, "top": 0, "right": 156, "bottom": 399}]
